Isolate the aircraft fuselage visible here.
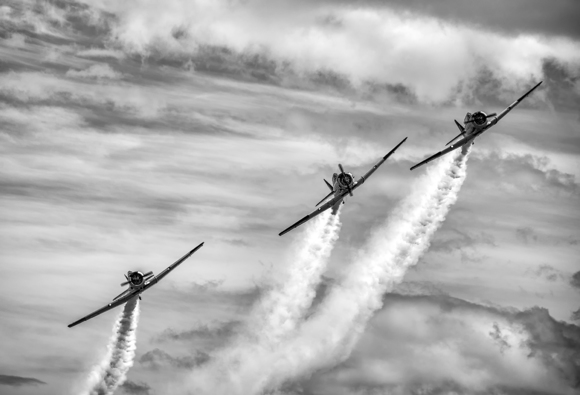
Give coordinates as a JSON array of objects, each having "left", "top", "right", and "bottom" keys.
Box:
[{"left": 461, "top": 111, "right": 491, "bottom": 153}]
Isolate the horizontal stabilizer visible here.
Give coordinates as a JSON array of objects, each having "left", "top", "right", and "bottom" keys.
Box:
[
  {"left": 316, "top": 190, "right": 335, "bottom": 207},
  {"left": 324, "top": 179, "right": 333, "bottom": 191}
]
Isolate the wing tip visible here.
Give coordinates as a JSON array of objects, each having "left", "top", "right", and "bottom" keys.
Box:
[
  {"left": 383, "top": 136, "right": 408, "bottom": 159},
  {"left": 190, "top": 242, "right": 204, "bottom": 253},
  {"left": 279, "top": 215, "right": 310, "bottom": 237}
]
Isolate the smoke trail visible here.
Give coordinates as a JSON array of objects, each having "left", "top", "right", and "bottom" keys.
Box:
[
  {"left": 247, "top": 208, "right": 343, "bottom": 342},
  {"left": 221, "top": 149, "right": 471, "bottom": 394},
  {"left": 82, "top": 296, "right": 140, "bottom": 395},
  {"left": 186, "top": 208, "right": 342, "bottom": 393}
]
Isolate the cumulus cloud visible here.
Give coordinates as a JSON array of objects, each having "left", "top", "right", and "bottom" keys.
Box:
[
  {"left": 294, "top": 294, "right": 580, "bottom": 395},
  {"left": 6, "top": 0, "right": 579, "bottom": 103},
  {"left": 120, "top": 380, "right": 151, "bottom": 395}
]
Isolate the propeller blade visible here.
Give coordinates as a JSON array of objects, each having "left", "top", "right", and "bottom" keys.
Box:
[
  {"left": 338, "top": 164, "right": 353, "bottom": 196},
  {"left": 120, "top": 281, "right": 130, "bottom": 287}
]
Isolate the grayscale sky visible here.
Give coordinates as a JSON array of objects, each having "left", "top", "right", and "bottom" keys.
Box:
[{"left": 0, "top": 1, "right": 579, "bottom": 394}]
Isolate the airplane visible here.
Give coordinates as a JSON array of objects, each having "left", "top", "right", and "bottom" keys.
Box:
[
  {"left": 68, "top": 242, "right": 204, "bottom": 328},
  {"left": 410, "top": 81, "right": 543, "bottom": 171},
  {"left": 279, "top": 137, "right": 407, "bottom": 236}
]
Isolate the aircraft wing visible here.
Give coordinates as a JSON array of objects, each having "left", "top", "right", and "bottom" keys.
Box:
[
  {"left": 353, "top": 137, "right": 407, "bottom": 191},
  {"left": 144, "top": 242, "right": 205, "bottom": 287},
  {"left": 279, "top": 194, "right": 344, "bottom": 236},
  {"left": 68, "top": 292, "right": 139, "bottom": 328},
  {"left": 489, "top": 81, "right": 543, "bottom": 126},
  {"left": 410, "top": 135, "right": 474, "bottom": 171}
]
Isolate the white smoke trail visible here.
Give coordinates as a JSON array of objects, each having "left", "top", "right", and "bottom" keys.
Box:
[
  {"left": 247, "top": 208, "right": 343, "bottom": 342},
  {"left": 216, "top": 149, "right": 471, "bottom": 394},
  {"left": 185, "top": 208, "right": 342, "bottom": 393},
  {"left": 82, "top": 296, "right": 140, "bottom": 395}
]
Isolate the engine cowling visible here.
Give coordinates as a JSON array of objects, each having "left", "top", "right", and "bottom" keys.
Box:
[
  {"left": 472, "top": 111, "right": 488, "bottom": 126},
  {"left": 338, "top": 173, "right": 354, "bottom": 188},
  {"left": 129, "top": 271, "right": 144, "bottom": 286}
]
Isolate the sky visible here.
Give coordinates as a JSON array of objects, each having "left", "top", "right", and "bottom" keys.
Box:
[{"left": 0, "top": 0, "right": 579, "bottom": 394}]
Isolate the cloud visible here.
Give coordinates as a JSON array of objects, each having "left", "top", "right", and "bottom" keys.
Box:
[
  {"left": 0, "top": 374, "right": 46, "bottom": 387},
  {"left": 571, "top": 271, "right": 580, "bottom": 290},
  {"left": 516, "top": 226, "right": 539, "bottom": 244},
  {"left": 294, "top": 293, "right": 580, "bottom": 395},
  {"left": 120, "top": 380, "right": 151, "bottom": 395},
  {"left": 525, "top": 264, "right": 566, "bottom": 282},
  {"left": 139, "top": 348, "right": 209, "bottom": 370},
  {"left": 7, "top": 0, "right": 580, "bottom": 104},
  {"left": 469, "top": 153, "right": 580, "bottom": 196},
  {"left": 362, "top": 0, "right": 580, "bottom": 40},
  {"left": 431, "top": 228, "right": 496, "bottom": 253},
  {"left": 571, "top": 271, "right": 580, "bottom": 322},
  {"left": 65, "top": 64, "right": 123, "bottom": 80},
  {"left": 153, "top": 320, "right": 242, "bottom": 343}
]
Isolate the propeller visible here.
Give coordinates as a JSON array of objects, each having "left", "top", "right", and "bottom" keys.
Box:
[
  {"left": 120, "top": 273, "right": 130, "bottom": 287},
  {"left": 338, "top": 164, "right": 353, "bottom": 197}
]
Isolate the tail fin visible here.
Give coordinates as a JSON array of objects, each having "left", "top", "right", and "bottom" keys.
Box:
[{"left": 445, "top": 120, "right": 465, "bottom": 146}]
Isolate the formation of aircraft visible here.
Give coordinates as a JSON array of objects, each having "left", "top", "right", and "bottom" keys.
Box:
[
  {"left": 69, "top": 81, "right": 543, "bottom": 329},
  {"left": 68, "top": 242, "right": 204, "bottom": 328},
  {"left": 279, "top": 137, "right": 407, "bottom": 236},
  {"left": 410, "top": 81, "right": 543, "bottom": 170}
]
